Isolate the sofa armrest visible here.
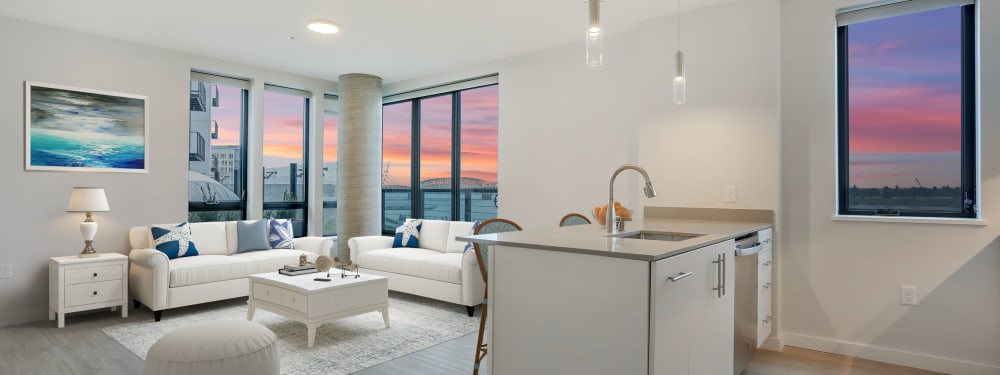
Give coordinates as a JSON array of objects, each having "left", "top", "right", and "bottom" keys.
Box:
[
  {"left": 293, "top": 236, "right": 335, "bottom": 257},
  {"left": 461, "top": 249, "right": 487, "bottom": 306},
  {"left": 128, "top": 248, "right": 170, "bottom": 311},
  {"left": 348, "top": 236, "right": 394, "bottom": 262}
]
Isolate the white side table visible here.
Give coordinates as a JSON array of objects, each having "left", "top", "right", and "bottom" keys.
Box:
[{"left": 49, "top": 253, "right": 128, "bottom": 328}]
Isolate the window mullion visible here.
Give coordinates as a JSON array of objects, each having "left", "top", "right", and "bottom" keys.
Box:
[
  {"left": 451, "top": 92, "right": 461, "bottom": 221},
  {"left": 411, "top": 100, "right": 422, "bottom": 219}
]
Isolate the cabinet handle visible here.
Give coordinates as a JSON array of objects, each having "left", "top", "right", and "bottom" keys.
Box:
[
  {"left": 762, "top": 282, "right": 772, "bottom": 289},
  {"left": 763, "top": 239, "right": 772, "bottom": 243},
  {"left": 713, "top": 253, "right": 726, "bottom": 298},
  {"left": 762, "top": 261, "right": 772, "bottom": 266},
  {"left": 92, "top": 291, "right": 98, "bottom": 296},
  {"left": 668, "top": 272, "right": 693, "bottom": 282},
  {"left": 763, "top": 315, "right": 773, "bottom": 324}
]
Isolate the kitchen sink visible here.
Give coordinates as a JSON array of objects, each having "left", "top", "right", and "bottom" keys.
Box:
[{"left": 608, "top": 230, "right": 704, "bottom": 242}]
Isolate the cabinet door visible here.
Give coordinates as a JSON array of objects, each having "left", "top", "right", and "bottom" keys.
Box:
[
  {"left": 652, "top": 245, "right": 714, "bottom": 375},
  {"left": 689, "top": 241, "right": 735, "bottom": 375}
]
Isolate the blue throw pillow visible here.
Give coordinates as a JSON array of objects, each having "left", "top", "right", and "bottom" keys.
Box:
[
  {"left": 237, "top": 220, "right": 270, "bottom": 253},
  {"left": 150, "top": 222, "right": 199, "bottom": 259},
  {"left": 464, "top": 221, "right": 482, "bottom": 253},
  {"left": 393, "top": 219, "right": 422, "bottom": 248},
  {"left": 268, "top": 219, "right": 294, "bottom": 249}
]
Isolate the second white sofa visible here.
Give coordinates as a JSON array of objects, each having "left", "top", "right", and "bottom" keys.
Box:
[{"left": 348, "top": 220, "right": 483, "bottom": 316}]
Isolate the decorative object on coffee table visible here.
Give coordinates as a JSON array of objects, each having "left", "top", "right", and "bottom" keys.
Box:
[
  {"left": 299, "top": 254, "right": 307, "bottom": 266},
  {"left": 333, "top": 257, "right": 359, "bottom": 278},
  {"left": 315, "top": 255, "right": 332, "bottom": 273}
]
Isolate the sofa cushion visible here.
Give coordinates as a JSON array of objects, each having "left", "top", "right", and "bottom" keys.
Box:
[
  {"left": 237, "top": 220, "right": 270, "bottom": 253},
  {"left": 268, "top": 219, "right": 294, "bottom": 249},
  {"left": 419, "top": 220, "right": 451, "bottom": 252},
  {"left": 357, "top": 248, "right": 463, "bottom": 284},
  {"left": 168, "top": 255, "right": 251, "bottom": 287},
  {"left": 188, "top": 221, "right": 228, "bottom": 256},
  {"left": 392, "top": 219, "right": 422, "bottom": 248},
  {"left": 231, "top": 249, "right": 319, "bottom": 275},
  {"left": 151, "top": 222, "right": 200, "bottom": 260},
  {"left": 446, "top": 221, "right": 476, "bottom": 253}
]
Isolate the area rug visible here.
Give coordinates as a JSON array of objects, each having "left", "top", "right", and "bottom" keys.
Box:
[{"left": 101, "top": 292, "right": 479, "bottom": 375}]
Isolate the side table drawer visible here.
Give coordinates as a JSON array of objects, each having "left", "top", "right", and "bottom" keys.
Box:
[
  {"left": 253, "top": 282, "right": 307, "bottom": 313},
  {"left": 65, "top": 264, "right": 123, "bottom": 285},
  {"left": 65, "top": 280, "right": 123, "bottom": 307}
]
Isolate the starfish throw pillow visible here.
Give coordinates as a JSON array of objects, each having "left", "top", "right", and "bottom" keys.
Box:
[
  {"left": 150, "top": 222, "right": 200, "bottom": 259},
  {"left": 393, "top": 219, "right": 422, "bottom": 248},
  {"left": 268, "top": 219, "right": 294, "bottom": 249}
]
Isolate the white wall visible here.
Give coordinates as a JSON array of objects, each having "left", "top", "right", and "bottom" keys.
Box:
[
  {"left": 781, "top": 1, "right": 1000, "bottom": 373},
  {"left": 0, "top": 16, "right": 335, "bottom": 326},
  {"left": 384, "top": 0, "right": 780, "bottom": 231}
]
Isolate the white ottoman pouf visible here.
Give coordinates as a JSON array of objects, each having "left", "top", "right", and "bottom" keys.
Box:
[{"left": 144, "top": 319, "right": 279, "bottom": 375}]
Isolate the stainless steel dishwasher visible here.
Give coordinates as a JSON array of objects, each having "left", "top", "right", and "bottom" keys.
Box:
[{"left": 733, "top": 231, "right": 763, "bottom": 375}]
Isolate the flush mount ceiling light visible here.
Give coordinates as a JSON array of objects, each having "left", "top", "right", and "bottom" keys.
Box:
[
  {"left": 307, "top": 19, "right": 340, "bottom": 34},
  {"left": 586, "top": 0, "right": 603, "bottom": 67}
]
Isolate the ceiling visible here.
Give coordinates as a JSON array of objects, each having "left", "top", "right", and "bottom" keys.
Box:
[{"left": 0, "top": 0, "right": 734, "bottom": 83}]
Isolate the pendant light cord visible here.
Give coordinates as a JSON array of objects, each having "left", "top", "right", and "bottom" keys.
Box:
[{"left": 676, "top": 0, "right": 681, "bottom": 50}]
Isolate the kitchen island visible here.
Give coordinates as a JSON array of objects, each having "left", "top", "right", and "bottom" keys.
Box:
[{"left": 460, "top": 209, "right": 772, "bottom": 375}]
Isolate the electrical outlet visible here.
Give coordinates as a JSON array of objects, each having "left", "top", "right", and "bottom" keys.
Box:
[
  {"left": 0, "top": 264, "right": 11, "bottom": 279},
  {"left": 900, "top": 285, "right": 917, "bottom": 305},
  {"left": 724, "top": 185, "right": 737, "bottom": 203}
]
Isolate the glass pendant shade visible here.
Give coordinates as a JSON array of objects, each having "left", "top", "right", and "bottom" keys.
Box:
[
  {"left": 586, "top": 0, "right": 603, "bottom": 67},
  {"left": 673, "top": 50, "right": 686, "bottom": 104}
]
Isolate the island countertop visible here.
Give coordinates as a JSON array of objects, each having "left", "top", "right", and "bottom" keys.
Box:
[{"left": 458, "top": 217, "right": 771, "bottom": 261}]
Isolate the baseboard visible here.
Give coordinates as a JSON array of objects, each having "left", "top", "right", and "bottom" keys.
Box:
[
  {"left": 783, "top": 333, "right": 1000, "bottom": 375},
  {"left": 0, "top": 306, "right": 51, "bottom": 327},
  {"left": 760, "top": 336, "right": 783, "bottom": 352}
]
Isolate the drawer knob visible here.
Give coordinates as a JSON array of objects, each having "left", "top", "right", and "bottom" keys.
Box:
[
  {"left": 93, "top": 272, "right": 98, "bottom": 277},
  {"left": 92, "top": 291, "right": 98, "bottom": 296},
  {"left": 763, "top": 315, "right": 773, "bottom": 324}
]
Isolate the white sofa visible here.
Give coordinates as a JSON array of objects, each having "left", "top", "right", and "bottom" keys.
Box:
[
  {"left": 128, "top": 221, "right": 334, "bottom": 321},
  {"left": 348, "top": 220, "right": 484, "bottom": 316}
]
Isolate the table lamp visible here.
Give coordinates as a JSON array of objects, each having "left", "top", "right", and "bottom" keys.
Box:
[{"left": 66, "top": 187, "right": 110, "bottom": 258}]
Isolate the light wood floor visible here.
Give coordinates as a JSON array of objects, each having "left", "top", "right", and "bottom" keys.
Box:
[{"left": 0, "top": 302, "right": 946, "bottom": 375}]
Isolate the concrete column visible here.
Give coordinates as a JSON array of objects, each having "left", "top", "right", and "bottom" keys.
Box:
[{"left": 337, "top": 74, "right": 383, "bottom": 259}]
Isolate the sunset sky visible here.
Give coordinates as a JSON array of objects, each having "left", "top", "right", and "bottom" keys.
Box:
[
  {"left": 383, "top": 85, "right": 499, "bottom": 186},
  {"left": 209, "top": 84, "right": 498, "bottom": 188},
  {"left": 847, "top": 6, "right": 962, "bottom": 188}
]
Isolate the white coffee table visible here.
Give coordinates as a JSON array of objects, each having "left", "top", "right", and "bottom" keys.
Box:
[{"left": 247, "top": 271, "right": 389, "bottom": 348}]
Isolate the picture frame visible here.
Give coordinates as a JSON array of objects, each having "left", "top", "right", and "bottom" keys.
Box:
[{"left": 25, "top": 81, "right": 149, "bottom": 173}]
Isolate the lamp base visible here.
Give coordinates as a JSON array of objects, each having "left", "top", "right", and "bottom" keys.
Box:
[{"left": 79, "top": 240, "right": 98, "bottom": 258}]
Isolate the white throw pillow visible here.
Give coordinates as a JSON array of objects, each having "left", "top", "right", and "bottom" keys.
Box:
[
  {"left": 188, "top": 221, "right": 228, "bottom": 255},
  {"left": 446, "top": 221, "right": 476, "bottom": 253}
]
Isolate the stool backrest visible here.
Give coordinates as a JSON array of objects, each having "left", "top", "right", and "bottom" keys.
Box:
[
  {"left": 559, "top": 213, "right": 591, "bottom": 226},
  {"left": 472, "top": 218, "right": 523, "bottom": 282}
]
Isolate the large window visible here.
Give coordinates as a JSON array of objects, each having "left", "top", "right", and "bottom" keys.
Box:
[
  {"left": 323, "top": 95, "right": 338, "bottom": 236},
  {"left": 837, "top": 1, "right": 976, "bottom": 218},
  {"left": 382, "top": 80, "right": 499, "bottom": 232},
  {"left": 263, "top": 86, "right": 309, "bottom": 235},
  {"left": 188, "top": 73, "right": 248, "bottom": 222}
]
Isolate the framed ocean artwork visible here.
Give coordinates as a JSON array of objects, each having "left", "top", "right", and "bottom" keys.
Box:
[{"left": 25, "top": 81, "right": 148, "bottom": 173}]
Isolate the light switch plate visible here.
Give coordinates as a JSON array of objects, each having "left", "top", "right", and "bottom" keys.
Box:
[
  {"left": 901, "top": 285, "right": 916, "bottom": 305},
  {"left": 724, "top": 185, "right": 737, "bottom": 203},
  {"left": 0, "top": 264, "right": 11, "bottom": 279}
]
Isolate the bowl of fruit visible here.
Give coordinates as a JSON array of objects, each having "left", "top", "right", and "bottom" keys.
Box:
[{"left": 592, "top": 201, "right": 632, "bottom": 228}]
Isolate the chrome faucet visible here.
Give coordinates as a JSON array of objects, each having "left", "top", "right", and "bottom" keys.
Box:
[{"left": 607, "top": 164, "right": 658, "bottom": 234}]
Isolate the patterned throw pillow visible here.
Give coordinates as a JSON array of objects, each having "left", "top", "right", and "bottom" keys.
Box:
[
  {"left": 269, "top": 219, "right": 294, "bottom": 249},
  {"left": 464, "top": 221, "right": 482, "bottom": 252},
  {"left": 392, "top": 219, "right": 422, "bottom": 248},
  {"left": 150, "top": 222, "right": 199, "bottom": 259}
]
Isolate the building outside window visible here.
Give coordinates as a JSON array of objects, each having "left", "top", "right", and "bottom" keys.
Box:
[
  {"left": 262, "top": 86, "right": 309, "bottom": 236},
  {"left": 382, "top": 78, "right": 499, "bottom": 233},
  {"left": 837, "top": 1, "right": 976, "bottom": 218},
  {"left": 188, "top": 73, "right": 248, "bottom": 222}
]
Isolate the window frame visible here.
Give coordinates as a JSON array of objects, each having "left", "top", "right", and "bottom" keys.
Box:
[
  {"left": 188, "top": 75, "right": 249, "bottom": 221},
  {"left": 381, "top": 82, "right": 499, "bottom": 234},
  {"left": 836, "top": 2, "right": 977, "bottom": 219},
  {"left": 261, "top": 88, "right": 310, "bottom": 236}
]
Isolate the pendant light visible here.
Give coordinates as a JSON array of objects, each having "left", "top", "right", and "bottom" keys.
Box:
[
  {"left": 586, "top": 0, "right": 603, "bottom": 67},
  {"left": 673, "top": 0, "right": 686, "bottom": 104}
]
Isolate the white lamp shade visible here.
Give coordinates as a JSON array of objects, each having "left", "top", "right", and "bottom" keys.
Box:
[{"left": 66, "top": 187, "right": 110, "bottom": 212}]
